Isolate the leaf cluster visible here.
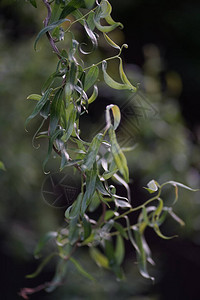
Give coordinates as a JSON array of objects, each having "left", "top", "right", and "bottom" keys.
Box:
[{"left": 21, "top": 0, "right": 199, "bottom": 297}]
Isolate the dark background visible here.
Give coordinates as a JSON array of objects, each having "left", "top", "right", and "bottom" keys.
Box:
[{"left": 0, "top": 1, "right": 200, "bottom": 299}]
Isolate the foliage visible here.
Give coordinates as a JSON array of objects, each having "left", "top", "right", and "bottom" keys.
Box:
[{"left": 19, "top": 0, "right": 199, "bottom": 298}]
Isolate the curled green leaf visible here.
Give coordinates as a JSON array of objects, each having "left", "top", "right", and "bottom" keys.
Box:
[
  {"left": 70, "top": 257, "right": 95, "bottom": 281},
  {"left": 27, "top": 94, "right": 42, "bottom": 101},
  {"left": 102, "top": 60, "right": 133, "bottom": 91},
  {"left": 109, "top": 126, "right": 129, "bottom": 183},
  {"left": 103, "top": 33, "right": 120, "bottom": 49},
  {"left": 34, "top": 19, "right": 70, "bottom": 50},
  {"left": 25, "top": 89, "right": 52, "bottom": 130},
  {"left": 106, "top": 104, "right": 121, "bottom": 130}
]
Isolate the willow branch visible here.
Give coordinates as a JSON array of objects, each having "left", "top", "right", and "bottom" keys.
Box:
[{"left": 43, "top": 0, "right": 61, "bottom": 58}]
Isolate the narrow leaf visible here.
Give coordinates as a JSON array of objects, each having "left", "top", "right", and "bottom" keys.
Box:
[
  {"left": 106, "top": 104, "right": 121, "bottom": 130},
  {"left": 84, "top": 0, "right": 96, "bottom": 9},
  {"left": 82, "top": 133, "right": 103, "bottom": 170},
  {"left": 70, "top": 257, "right": 95, "bottom": 281},
  {"left": 103, "top": 33, "right": 120, "bottom": 49},
  {"left": 153, "top": 223, "right": 177, "bottom": 240},
  {"left": 60, "top": 0, "right": 85, "bottom": 19},
  {"left": 83, "top": 215, "right": 92, "bottom": 240},
  {"left": 84, "top": 65, "right": 99, "bottom": 91},
  {"left": 163, "top": 181, "right": 199, "bottom": 192},
  {"left": 88, "top": 85, "right": 98, "bottom": 104},
  {"left": 45, "top": 259, "right": 68, "bottom": 293},
  {"left": 114, "top": 222, "right": 128, "bottom": 239},
  {"left": 25, "top": 89, "right": 52, "bottom": 129},
  {"left": 68, "top": 217, "right": 80, "bottom": 245},
  {"left": 27, "top": 94, "right": 42, "bottom": 101},
  {"left": 102, "top": 60, "right": 132, "bottom": 90},
  {"left": 29, "top": 0, "right": 37, "bottom": 8},
  {"left": 109, "top": 126, "right": 129, "bottom": 182},
  {"left": 65, "top": 193, "right": 83, "bottom": 219},
  {"left": 34, "top": 19, "right": 70, "bottom": 50},
  {"left": 90, "top": 247, "right": 110, "bottom": 269},
  {"left": 49, "top": 88, "right": 64, "bottom": 136},
  {"left": 118, "top": 57, "right": 137, "bottom": 91},
  {"left": 34, "top": 231, "right": 58, "bottom": 259},
  {"left": 115, "top": 235, "right": 125, "bottom": 266},
  {"left": 81, "top": 166, "right": 97, "bottom": 215},
  {"left": 115, "top": 199, "right": 131, "bottom": 208},
  {"left": 134, "top": 228, "right": 154, "bottom": 281},
  {"left": 26, "top": 253, "right": 57, "bottom": 278}
]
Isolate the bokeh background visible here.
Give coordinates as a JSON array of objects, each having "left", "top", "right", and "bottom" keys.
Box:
[{"left": 0, "top": 0, "right": 200, "bottom": 299}]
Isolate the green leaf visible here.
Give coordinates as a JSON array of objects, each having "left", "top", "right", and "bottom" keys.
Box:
[
  {"left": 65, "top": 62, "right": 78, "bottom": 102},
  {"left": 125, "top": 216, "right": 140, "bottom": 253},
  {"left": 27, "top": 94, "right": 42, "bottom": 101},
  {"left": 84, "top": 0, "right": 96, "bottom": 9},
  {"left": 106, "top": 104, "right": 121, "bottom": 130},
  {"left": 83, "top": 215, "right": 92, "bottom": 240},
  {"left": 105, "top": 210, "right": 115, "bottom": 221},
  {"left": 42, "top": 71, "right": 59, "bottom": 94},
  {"left": 105, "top": 239, "right": 124, "bottom": 279},
  {"left": 162, "top": 181, "right": 199, "bottom": 192},
  {"left": 90, "top": 247, "right": 110, "bottom": 269},
  {"left": 49, "top": 88, "right": 64, "bottom": 136},
  {"left": 134, "top": 228, "right": 154, "bottom": 281},
  {"left": 61, "top": 104, "right": 77, "bottom": 142},
  {"left": 146, "top": 179, "right": 159, "bottom": 193},
  {"left": 50, "top": 1, "right": 64, "bottom": 23},
  {"left": 60, "top": 0, "right": 85, "bottom": 19},
  {"left": 81, "top": 166, "right": 97, "bottom": 215},
  {"left": 115, "top": 235, "right": 125, "bottom": 266},
  {"left": 45, "top": 259, "right": 68, "bottom": 293},
  {"left": 103, "top": 33, "right": 120, "bottom": 49},
  {"left": 102, "top": 60, "right": 133, "bottom": 91},
  {"left": 93, "top": 0, "right": 123, "bottom": 33},
  {"left": 118, "top": 57, "right": 137, "bottom": 91},
  {"left": 96, "top": 176, "right": 110, "bottom": 196},
  {"left": 109, "top": 126, "right": 129, "bottom": 182},
  {"left": 34, "top": 19, "right": 70, "bottom": 50},
  {"left": 0, "top": 161, "right": 6, "bottom": 171},
  {"left": 82, "top": 133, "right": 103, "bottom": 170},
  {"left": 43, "top": 128, "right": 63, "bottom": 173},
  {"left": 82, "top": 20, "right": 98, "bottom": 52},
  {"left": 68, "top": 217, "right": 80, "bottom": 245},
  {"left": 88, "top": 192, "right": 101, "bottom": 212},
  {"left": 114, "top": 222, "right": 128, "bottom": 239},
  {"left": 88, "top": 85, "right": 98, "bottom": 104},
  {"left": 40, "top": 101, "right": 50, "bottom": 120},
  {"left": 70, "top": 257, "right": 95, "bottom": 281},
  {"left": 141, "top": 235, "right": 155, "bottom": 266},
  {"left": 84, "top": 65, "right": 99, "bottom": 91},
  {"left": 87, "top": 11, "right": 96, "bottom": 31},
  {"left": 26, "top": 253, "right": 58, "bottom": 279},
  {"left": 29, "top": 0, "right": 37, "bottom": 8},
  {"left": 114, "top": 199, "right": 131, "bottom": 208},
  {"left": 32, "top": 118, "right": 46, "bottom": 149},
  {"left": 105, "top": 239, "right": 115, "bottom": 264},
  {"left": 65, "top": 193, "right": 83, "bottom": 219},
  {"left": 168, "top": 209, "right": 185, "bottom": 226},
  {"left": 94, "top": 20, "right": 121, "bottom": 33},
  {"left": 25, "top": 89, "right": 52, "bottom": 129},
  {"left": 152, "top": 198, "right": 163, "bottom": 223},
  {"left": 34, "top": 231, "right": 58, "bottom": 259},
  {"left": 153, "top": 223, "right": 177, "bottom": 240}
]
